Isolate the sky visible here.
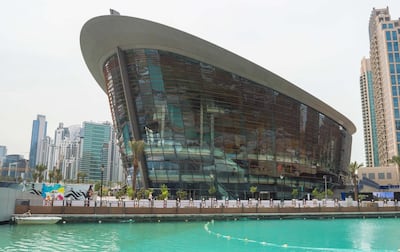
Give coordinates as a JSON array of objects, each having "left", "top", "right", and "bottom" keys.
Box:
[{"left": 1, "top": 0, "right": 400, "bottom": 164}]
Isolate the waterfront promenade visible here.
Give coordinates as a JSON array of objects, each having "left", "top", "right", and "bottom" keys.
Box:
[{"left": 13, "top": 198, "right": 400, "bottom": 223}]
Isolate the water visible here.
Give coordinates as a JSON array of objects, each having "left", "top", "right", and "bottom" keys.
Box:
[{"left": 0, "top": 218, "right": 399, "bottom": 251}]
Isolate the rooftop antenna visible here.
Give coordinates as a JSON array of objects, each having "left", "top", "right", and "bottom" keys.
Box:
[{"left": 110, "top": 9, "right": 120, "bottom": 15}]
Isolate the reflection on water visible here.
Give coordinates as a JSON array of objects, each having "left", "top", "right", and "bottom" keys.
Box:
[{"left": 0, "top": 218, "right": 399, "bottom": 251}]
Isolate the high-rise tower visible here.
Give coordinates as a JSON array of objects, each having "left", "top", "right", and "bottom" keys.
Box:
[
  {"left": 360, "top": 57, "right": 379, "bottom": 166},
  {"left": 365, "top": 7, "right": 400, "bottom": 166},
  {"left": 28, "top": 114, "right": 47, "bottom": 168},
  {"left": 79, "top": 121, "right": 112, "bottom": 181}
]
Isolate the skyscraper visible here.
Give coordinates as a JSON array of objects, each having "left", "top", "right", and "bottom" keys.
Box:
[
  {"left": 29, "top": 114, "right": 47, "bottom": 168},
  {"left": 364, "top": 7, "right": 400, "bottom": 166},
  {"left": 79, "top": 121, "right": 112, "bottom": 181},
  {"left": 360, "top": 57, "right": 379, "bottom": 167},
  {"left": 0, "top": 145, "right": 7, "bottom": 168}
]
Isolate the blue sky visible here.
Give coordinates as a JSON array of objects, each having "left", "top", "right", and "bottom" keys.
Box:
[{"left": 2, "top": 0, "right": 400, "bottom": 164}]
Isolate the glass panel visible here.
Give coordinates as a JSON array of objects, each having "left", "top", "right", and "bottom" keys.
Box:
[
  {"left": 388, "top": 42, "right": 393, "bottom": 52},
  {"left": 386, "top": 31, "right": 392, "bottom": 41}
]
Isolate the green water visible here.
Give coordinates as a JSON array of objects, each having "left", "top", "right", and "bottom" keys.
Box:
[{"left": 0, "top": 218, "right": 399, "bottom": 251}]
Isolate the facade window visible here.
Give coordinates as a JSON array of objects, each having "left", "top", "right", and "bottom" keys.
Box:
[
  {"left": 389, "top": 23, "right": 394, "bottom": 29},
  {"left": 392, "top": 75, "right": 396, "bottom": 84},
  {"left": 396, "top": 53, "right": 400, "bottom": 62},
  {"left": 397, "top": 64, "right": 400, "bottom": 73},
  {"left": 386, "top": 31, "right": 392, "bottom": 41},
  {"left": 394, "top": 98, "right": 399, "bottom": 108},
  {"left": 396, "top": 120, "right": 400, "bottom": 130},
  {"left": 362, "top": 173, "right": 367, "bottom": 178},
  {"left": 390, "top": 64, "right": 395, "bottom": 74},
  {"left": 368, "top": 173, "right": 375, "bottom": 180},
  {"left": 389, "top": 53, "right": 394, "bottom": 63},
  {"left": 395, "top": 42, "right": 399, "bottom": 52},
  {"left": 388, "top": 42, "right": 393, "bottom": 52},
  {"left": 378, "top": 173, "right": 385, "bottom": 179},
  {"left": 393, "top": 31, "right": 398, "bottom": 41},
  {"left": 397, "top": 132, "right": 400, "bottom": 142},
  {"left": 395, "top": 109, "right": 400, "bottom": 119},
  {"left": 392, "top": 86, "right": 397, "bottom": 96},
  {"left": 382, "top": 24, "right": 387, "bottom": 29},
  {"left": 387, "top": 173, "right": 392, "bottom": 179}
]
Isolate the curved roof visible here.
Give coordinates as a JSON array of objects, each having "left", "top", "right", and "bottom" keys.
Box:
[{"left": 80, "top": 15, "right": 356, "bottom": 135}]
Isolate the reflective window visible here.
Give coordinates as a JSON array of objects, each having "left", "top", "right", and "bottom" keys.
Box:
[
  {"left": 368, "top": 173, "right": 375, "bottom": 180},
  {"left": 388, "top": 42, "right": 393, "bottom": 52},
  {"left": 396, "top": 53, "right": 400, "bottom": 62},
  {"left": 395, "top": 120, "right": 400, "bottom": 130},
  {"left": 392, "top": 86, "right": 397, "bottom": 96},
  {"left": 389, "top": 53, "right": 394, "bottom": 63},
  {"left": 378, "top": 173, "right": 385, "bottom": 179},
  {"left": 386, "top": 31, "right": 392, "bottom": 41}
]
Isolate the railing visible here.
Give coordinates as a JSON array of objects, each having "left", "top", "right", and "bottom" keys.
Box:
[{"left": 24, "top": 198, "right": 399, "bottom": 209}]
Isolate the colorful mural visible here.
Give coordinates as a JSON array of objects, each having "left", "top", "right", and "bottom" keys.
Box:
[{"left": 42, "top": 183, "right": 65, "bottom": 201}]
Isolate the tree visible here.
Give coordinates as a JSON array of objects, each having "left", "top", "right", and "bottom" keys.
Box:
[
  {"left": 291, "top": 188, "right": 299, "bottom": 199},
  {"left": 176, "top": 189, "right": 187, "bottom": 200},
  {"left": 77, "top": 171, "right": 87, "bottom": 183},
  {"left": 208, "top": 185, "right": 216, "bottom": 196},
  {"left": 81, "top": 172, "right": 87, "bottom": 183},
  {"left": 34, "top": 164, "right": 47, "bottom": 183},
  {"left": 48, "top": 170, "right": 54, "bottom": 183},
  {"left": 158, "top": 184, "right": 169, "bottom": 200},
  {"left": 53, "top": 168, "right": 62, "bottom": 183},
  {"left": 32, "top": 173, "right": 39, "bottom": 183},
  {"left": 311, "top": 188, "right": 322, "bottom": 200},
  {"left": 129, "top": 140, "right": 145, "bottom": 200},
  {"left": 250, "top": 185, "right": 257, "bottom": 198},
  {"left": 348, "top": 161, "right": 363, "bottom": 201}
]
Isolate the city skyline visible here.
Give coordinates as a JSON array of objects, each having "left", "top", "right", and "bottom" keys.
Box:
[{"left": 2, "top": 1, "right": 400, "bottom": 164}]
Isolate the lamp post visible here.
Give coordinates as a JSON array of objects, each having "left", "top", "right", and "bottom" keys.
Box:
[
  {"left": 280, "top": 175, "right": 284, "bottom": 204},
  {"left": 323, "top": 175, "right": 327, "bottom": 200},
  {"left": 100, "top": 165, "right": 104, "bottom": 207}
]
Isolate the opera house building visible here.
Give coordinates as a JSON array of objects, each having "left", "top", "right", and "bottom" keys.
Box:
[{"left": 80, "top": 13, "right": 356, "bottom": 200}]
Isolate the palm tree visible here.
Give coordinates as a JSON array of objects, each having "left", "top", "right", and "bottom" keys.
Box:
[
  {"left": 54, "top": 168, "right": 63, "bottom": 183},
  {"left": 48, "top": 170, "right": 54, "bottom": 183},
  {"left": 129, "top": 140, "right": 145, "bottom": 200},
  {"left": 348, "top": 161, "right": 363, "bottom": 201},
  {"left": 34, "top": 164, "right": 47, "bottom": 183},
  {"left": 77, "top": 171, "right": 87, "bottom": 183}
]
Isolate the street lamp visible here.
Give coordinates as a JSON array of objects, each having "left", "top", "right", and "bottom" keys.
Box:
[
  {"left": 280, "top": 175, "right": 284, "bottom": 204},
  {"left": 323, "top": 175, "right": 327, "bottom": 200},
  {"left": 100, "top": 165, "right": 104, "bottom": 206}
]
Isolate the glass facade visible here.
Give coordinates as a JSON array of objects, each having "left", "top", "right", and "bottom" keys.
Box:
[
  {"left": 80, "top": 122, "right": 112, "bottom": 181},
  {"left": 103, "top": 49, "right": 351, "bottom": 199}
]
